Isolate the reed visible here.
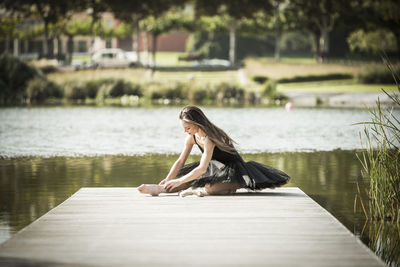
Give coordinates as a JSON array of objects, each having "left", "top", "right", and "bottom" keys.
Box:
[{"left": 357, "top": 61, "right": 400, "bottom": 223}]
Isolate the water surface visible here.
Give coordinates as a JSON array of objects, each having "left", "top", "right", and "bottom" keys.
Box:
[
  {"left": 0, "top": 106, "right": 376, "bottom": 157},
  {"left": 0, "top": 106, "right": 399, "bottom": 266}
]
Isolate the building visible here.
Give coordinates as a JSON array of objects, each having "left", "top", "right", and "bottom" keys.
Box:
[{"left": 0, "top": 12, "right": 189, "bottom": 61}]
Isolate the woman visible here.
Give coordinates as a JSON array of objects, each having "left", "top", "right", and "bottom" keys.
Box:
[{"left": 138, "top": 105, "right": 290, "bottom": 197}]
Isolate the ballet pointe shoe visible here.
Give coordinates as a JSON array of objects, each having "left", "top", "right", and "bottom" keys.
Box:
[{"left": 179, "top": 188, "right": 207, "bottom": 198}]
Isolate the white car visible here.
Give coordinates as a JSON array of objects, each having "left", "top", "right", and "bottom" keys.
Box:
[{"left": 92, "top": 48, "right": 138, "bottom": 68}]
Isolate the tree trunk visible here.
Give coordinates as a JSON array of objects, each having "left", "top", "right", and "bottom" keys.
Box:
[
  {"left": 229, "top": 19, "right": 237, "bottom": 66},
  {"left": 13, "top": 38, "right": 19, "bottom": 57},
  {"left": 152, "top": 33, "right": 157, "bottom": 73},
  {"left": 274, "top": 29, "right": 281, "bottom": 61},
  {"left": 314, "top": 32, "right": 321, "bottom": 62},
  {"left": 134, "top": 19, "right": 141, "bottom": 66},
  {"left": 43, "top": 21, "right": 49, "bottom": 58},
  {"left": 274, "top": 3, "right": 281, "bottom": 61},
  {"left": 143, "top": 31, "right": 149, "bottom": 66},
  {"left": 319, "top": 17, "right": 330, "bottom": 63},
  {"left": 67, "top": 35, "right": 73, "bottom": 64},
  {"left": 5, "top": 36, "right": 10, "bottom": 53},
  {"left": 24, "top": 39, "right": 28, "bottom": 54},
  {"left": 57, "top": 36, "right": 63, "bottom": 62}
]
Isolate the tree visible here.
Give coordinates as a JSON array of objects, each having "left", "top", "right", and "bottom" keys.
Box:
[
  {"left": 1, "top": 0, "right": 84, "bottom": 58},
  {"left": 0, "top": 16, "right": 21, "bottom": 54},
  {"left": 357, "top": 0, "right": 400, "bottom": 59},
  {"left": 286, "top": 0, "right": 350, "bottom": 62},
  {"left": 194, "top": 0, "right": 273, "bottom": 65},
  {"left": 63, "top": 18, "right": 91, "bottom": 63},
  {"left": 143, "top": 8, "right": 189, "bottom": 69}
]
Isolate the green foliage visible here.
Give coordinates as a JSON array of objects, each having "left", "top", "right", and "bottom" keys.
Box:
[
  {"left": 26, "top": 77, "right": 62, "bottom": 104},
  {"left": 189, "top": 87, "right": 208, "bottom": 104},
  {"left": 262, "top": 80, "right": 277, "bottom": 97},
  {"left": 0, "top": 54, "right": 41, "bottom": 104},
  {"left": 277, "top": 73, "right": 353, "bottom": 83},
  {"left": 357, "top": 62, "right": 400, "bottom": 223},
  {"left": 214, "top": 82, "right": 244, "bottom": 102},
  {"left": 0, "top": 16, "right": 22, "bottom": 39},
  {"left": 280, "top": 32, "right": 313, "bottom": 53},
  {"left": 262, "top": 80, "right": 288, "bottom": 101},
  {"left": 62, "top": 79, "right": 143, "bottom": 102},
  {"left": 39, "top": 65, "right": 60, "bottom": 74},
  {"left": 64, "top": 83, "right": 87, "bottom": 101},
  {"left": 347, "top": 29, "right": 397, "bottom": 54},
  {"left": 149, "top": 82, "right": 189, "bottom": 104},
  {"left": 357, "top": 65, "right": 400, "bottom": 84}
]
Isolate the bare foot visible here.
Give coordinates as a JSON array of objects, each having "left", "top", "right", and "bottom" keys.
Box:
[{"left": 138, "top": 184, "right": 165, "bottom": 196}]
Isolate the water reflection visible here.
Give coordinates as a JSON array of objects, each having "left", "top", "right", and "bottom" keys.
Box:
[{"left": 0, "top": 151, "right": 398, "bottom": 265}]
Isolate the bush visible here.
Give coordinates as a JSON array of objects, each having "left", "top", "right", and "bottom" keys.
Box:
[
  {"left": 39, "top": 65, "right": 59, "bottom": 74},
  {"left": 262, "top": 80, "right": 288, "bottom": 102},
  {"left": 164, "top": 82, "right": 188, "bottom": 100},
  {"left": 357, "top": 64, "right": 400, "bottom": 84},
  {"left": 0, "top": 53, "right": 41, "bottom": 104},
  {"left": 189, "top": 87, "right": 208, "bottom": 104},
  {"left": 109, "top": 80, "right": 126, "bottom": 97},
  {"left": 214, "top": 83, "right": 245, "bottom": 103},
  {"left": 26, "top": 77, "right": 62, "bottom": 103},
  {"left": 277, "top": 73, "right": 353, "bottom": 83},
  {"left": 125, "top": 83, "right": 143, "bottom": 97},
  {"left": 262, "top": 80, "right": 277, "bottom": 97},
  {"left": 85, "top": 81, "right": 101, "bottom": 99},
  {"left": 149, "top": 82, "right": 188, "bottom": 103},
  {"left": 64, "top": 83, "right": 87, "bottom": 101},
  {"left": 252, "top": 75, "right": 269, "bottom": 84}
]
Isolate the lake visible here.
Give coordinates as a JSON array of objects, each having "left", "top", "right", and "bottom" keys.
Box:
[{"left": 0, "top": 106, "right": 399, "bottom": 266}]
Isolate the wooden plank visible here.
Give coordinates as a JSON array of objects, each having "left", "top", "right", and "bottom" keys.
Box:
[{"left": 0, "top": 187, "right": 386, "bottom": 267}]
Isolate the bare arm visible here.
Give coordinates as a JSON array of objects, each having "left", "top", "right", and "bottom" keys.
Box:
[
  {"left": 159, "top": 135, "right": 194, "bottom": 185},
  {"left": 164, "top": 137, "right": 214, "bottom": 191}
]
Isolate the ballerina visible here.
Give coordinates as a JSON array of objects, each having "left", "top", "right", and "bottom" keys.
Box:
[{"left": 138, "top": 105, "right": 290, "bottom": 197}]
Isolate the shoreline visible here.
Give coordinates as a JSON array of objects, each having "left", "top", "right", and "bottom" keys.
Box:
[{"left": 285, "top": 91, "right": 399, "bottom": 108}]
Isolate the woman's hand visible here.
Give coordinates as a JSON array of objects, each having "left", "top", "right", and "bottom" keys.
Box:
[
  {"left": 159, "top": 178, "right": 170, "bottom": 185},
  {"left": 164, "top": 178, "right": 184, "bottom": 192}
]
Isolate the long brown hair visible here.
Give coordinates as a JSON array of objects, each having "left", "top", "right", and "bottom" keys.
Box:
[{"left": 179, "top": 105, "right": 237, "bottom": 154}]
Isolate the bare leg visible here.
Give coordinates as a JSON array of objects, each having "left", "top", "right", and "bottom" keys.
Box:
[
  {"left": 138, "top": 182, "right": 191, "bottom": 196},
  {"left": 205, "top": 182, "right": 241, "bottom": 195}
]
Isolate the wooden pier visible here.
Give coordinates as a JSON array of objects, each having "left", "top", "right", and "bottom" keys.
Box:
[{"left": 0, "top": 187, "right": 385, "bottom": 266}]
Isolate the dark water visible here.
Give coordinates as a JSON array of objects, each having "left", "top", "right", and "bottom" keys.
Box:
[{"left": 1, "top": 151, "right": 399, "bottom": 266}]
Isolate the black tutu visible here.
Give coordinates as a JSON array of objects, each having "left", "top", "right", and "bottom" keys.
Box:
[{"left": 177, "top": 156, "right": 290, "bottom": 190}]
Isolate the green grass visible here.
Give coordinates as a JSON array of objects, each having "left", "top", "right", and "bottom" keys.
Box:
[
  {"left": 277, "top": 79, "right": 398, "bottom": 93},
  {"left": 150, "top": 52, "right": 191, "bottom": 66},
  {"left": 251, "top": 56, "right": 316, "bottom": 64},
  {"left": 48, "top": 68, "right": 243, "bottom": 87},
  {"left": 51, "top": 53, "right": 395, "bottom": 94}
]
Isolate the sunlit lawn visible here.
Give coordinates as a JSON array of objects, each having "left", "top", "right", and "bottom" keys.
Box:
[
  {"left": 48, "top": 52, "right": 394, "bottom": 94},
  {"left": 277, "top": 79, "right": 398, "bottom": 93},
  {"left": 244, "top": 57, "right": 368, "bottom": 79},
  {"left": 48, "top": 68, "right": 241, "bottom": 85}
]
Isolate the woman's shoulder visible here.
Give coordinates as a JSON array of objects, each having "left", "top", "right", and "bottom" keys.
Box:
[
  {"left": 184, "top": 134, "right": 196, "bottom": 146},
  {"left": 203, "top": 136, "right": 215, "bottom": 149}
]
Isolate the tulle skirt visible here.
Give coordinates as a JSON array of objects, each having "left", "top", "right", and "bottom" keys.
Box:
[{"left": 177, "top": 157, "right": 290, "bottom": 190}]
